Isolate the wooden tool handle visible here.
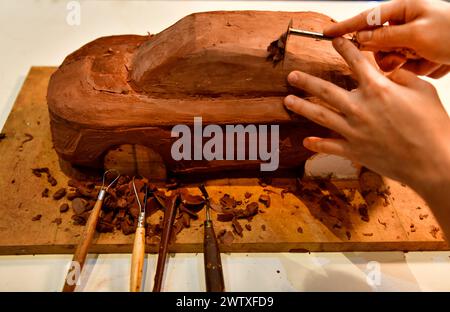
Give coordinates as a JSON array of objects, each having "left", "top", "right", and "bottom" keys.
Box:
[
  {"left": 204, "top": 221, "right": 225, "bottom": 292},
  {"left": 130, "top": 226, "right": 146, "bottom": 292},
  {"left": 62, "top": 198, "right": 103, "bottom": 292}
]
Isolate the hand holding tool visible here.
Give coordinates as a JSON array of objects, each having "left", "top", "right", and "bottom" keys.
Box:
[
  {"left": 199, "top": 184, "right": 225, "bottom": 292},
  {"left": 130, "top": 178, "right": 148, "bottom": 292},
  {"left": 268, "top": 19, "right": 418, "bottom": 64},
  {"left": 62, "top": 169, "right": 120, "bottom": 292}
]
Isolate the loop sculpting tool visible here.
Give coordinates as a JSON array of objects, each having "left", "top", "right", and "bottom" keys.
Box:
[
  {"left": 63, "top": 169, "right": 120, "bottom": 292},
  {"left": 130, "top": 178, "right": 148, "bottom": 292}
]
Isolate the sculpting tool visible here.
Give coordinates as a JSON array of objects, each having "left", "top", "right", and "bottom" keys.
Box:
[
  {"left": 153, "top": 192, "right": 179, "bottom": 292},
  {"left": 62, "top": 169, "right": 120, "bottom": 292},
  {"left": 199, "top": 184, "right": 225, "bottom": 292},
  {"left": 267, "top": 19, "right": 357, "bottom": 64},
  {"left": 130, "top": 178, "right": 148, "bottom": 292}
]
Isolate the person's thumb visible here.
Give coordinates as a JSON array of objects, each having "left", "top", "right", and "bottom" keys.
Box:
[{"left": 356, "top": 25, "right": 412, "bottom": 49}]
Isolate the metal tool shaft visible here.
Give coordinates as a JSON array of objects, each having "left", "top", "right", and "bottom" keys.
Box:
[
  {"left": 288, "top": 28, "right": 334, "bottom": 41},
  {"left": 199, "top": 185, "right": 225, "bottom": 292},
  {"left": 62, "top": 169, "right": 120, "bottom": 292}
]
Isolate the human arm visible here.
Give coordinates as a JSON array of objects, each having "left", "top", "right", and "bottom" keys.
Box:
[{"left": 284, "top": 37, "right": 450, "bottom": 238}]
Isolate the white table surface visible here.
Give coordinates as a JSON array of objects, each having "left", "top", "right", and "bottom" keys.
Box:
[{"left": 0, "top": 0, "right": 449, "bottom": 292}]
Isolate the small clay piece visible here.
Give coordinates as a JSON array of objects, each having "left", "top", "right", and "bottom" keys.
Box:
[
  {"left": 346, "top": 231, "right": 351, "bottom": 240},
  {"left": 232, "top": 218, "right": 244, "bottom": 237},
  {"left": 52, "top": 217, "right": 62, "bottom": 225},
  {"left": 121, "top": 216, "right": 136, "bottom": 235},
  {"left": 47, "top": 175, "right": 57, "bottom": 186},
  {"left": 53, "top": 188, "right": 67, "bottom": 200},
  {"left": 261, "top": 224, "right": 266, "bottom": 231},
  {"left": 67, "top": 179, "right": 79, "bottom": 187},
  {"left": 209, "top": 198, "right": 223, "bottom": 213},
  {"left": 32, "top": 167, "right": 49, "bottom": 178},
  {"left": 244, "top": 192, "right": 252, "bottom": 199},
  {"left": 297, "top": 226, "right": 303, "bottom": 234},
  {"left": 172, "top": 220, "right": 184, "bottom": 237},
  {"left": 32, "top": 167, "right": 57, "bottom": 186},
  {"left": 97, "top": 221, "right": 114, "bottom": 233},
  {"left": 41, "top": 188, "right": 49, "bottom": 197},
  {"left": 281, "top": 189, "right": 290, "bottom": 199},
  {"left": 146, "top": 197, "right": 162, "bottom": 215},
  {"left": 181, "top": 212, "right": 190, "bottom": 228},
  {"left": 410, "top": 224, "right": 416, "bottom": 233},
  {"left": 220, "top": 194, "right": 237, "bottom": 210},
  {"left": 267, "top": 30, "right": 287, "bottom": 65},
  {"left": 218, "top": 230, "right": 234, "bottom": 245},
  {"left": 377, "top": 219, "right": 387, "bottom": 228},
  {"left": 245, "top": 224, "right": 252, "bottom": 231},
  {"left": 430, "top": 226, "right": 440, "bottom": 239},
  {"left": 116, "top": 197, "right": 128, "bottom": 209},
  {"left": 72, "top": 197, "right": 88, "bottom": 215},
  {"left": 363, "top": 233, "right": 373, "bottom": 237},
  {"left": 77, "top": 185, "right": 95, "bottom": 198},
  {"left": 217, "top": 213, "right": 234, "bottom": 222},
  {"left": 32, "top": 214, "right": 42, "bottom": 221},
  {"left": 358, "top": 204, "right": 370, "bottom": 222},
  {"left": 245, "top": 202, "right": 259, "bottom": 217},
  {"left": 180, "top": 190, "right": 205, "bottom": 210},
  {"left": 66, "top": 189, "right": 80, "bottom": 200},
  {"left": 258, "top": 194, "right": 271, "bottom": 208},
  {"left": 419, "top": 214, "right": 428, "bottom": 220},
  {"left": 59, "top": 203, "right": 69, "bottom": 213},
  {"left": 21, "top": 133, "right": 34, "bottom": 145}
]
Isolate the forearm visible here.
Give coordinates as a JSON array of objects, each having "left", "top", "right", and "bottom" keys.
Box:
[{"left": 412, "top": 145, "right": 450, "bottom": 240}]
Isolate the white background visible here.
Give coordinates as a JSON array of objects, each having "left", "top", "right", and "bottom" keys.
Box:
[{"left": 0, "top": 0, "right": 449, "bottom": 291}]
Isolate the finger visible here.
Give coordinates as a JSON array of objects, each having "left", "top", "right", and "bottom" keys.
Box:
[
  {"left": 356, "top": 24, "right": 413, "bottom": 49},
  {"left": 401, "top": 59, "right": 441, "bottom": 76},
  {"left": 287, "top": 70, "right": 352, "bottom": 114},
  {"left": 332, "top": 37, "right": 381, "bottom": 83},
  {"left": 387, "top": 68, "right": 425, "bottom": 88},
  {"left": 323, "top": 0, "right": 407, "bottom": 37},
  {"left": 374, "top": 51, "right": 407, "bottom": 72},
  {"left": 428, "top": 65, "right": 450, "bottom": 79},
  {"left": 303, "top": 137, "right": 352, "bottom": 158},
  {"left": 284, "top": 95, "right": 353, "bottom": 138}
]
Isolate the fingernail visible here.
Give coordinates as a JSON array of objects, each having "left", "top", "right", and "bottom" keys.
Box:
[
  {"left": 284, "top": 95, "right": 296, "bottom": 108},
  {"left": 287, "top": 71, "right": 299, "bottom": 84},
  {"left": 357, "top": 30, "right": 373, "bottom": 42},
  {"left": 303, "top": 137, "right": 312, "bottom": 148}
]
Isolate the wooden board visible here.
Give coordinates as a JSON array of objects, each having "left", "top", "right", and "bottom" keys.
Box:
[{"left": 0, "top": 67, "right": 447, "bottom": 255}]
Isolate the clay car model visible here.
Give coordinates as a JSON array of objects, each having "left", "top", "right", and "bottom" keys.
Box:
[{"left": 47, "top": 11, "right": 355, "bottom": 176}]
